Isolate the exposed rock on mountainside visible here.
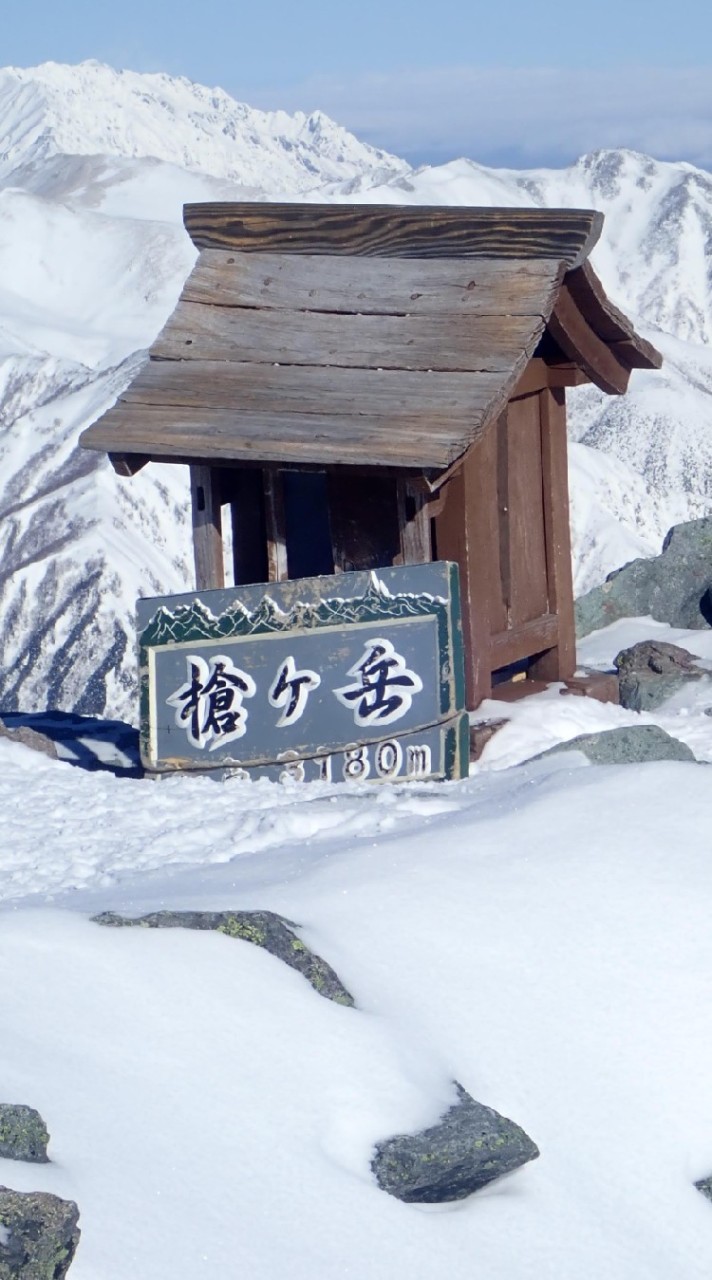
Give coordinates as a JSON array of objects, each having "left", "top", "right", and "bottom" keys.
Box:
[{"left": 575, "top": 518, "right": 712, "bottom": 637}]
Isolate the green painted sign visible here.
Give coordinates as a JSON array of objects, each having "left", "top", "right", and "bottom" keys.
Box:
[{"left": 137, "top": 562, "right": 468, "bottom": 782}]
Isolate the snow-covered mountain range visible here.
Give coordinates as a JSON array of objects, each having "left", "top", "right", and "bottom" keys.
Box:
[{"left": 1, "top": 60, "right": 711, "bottom": 720}]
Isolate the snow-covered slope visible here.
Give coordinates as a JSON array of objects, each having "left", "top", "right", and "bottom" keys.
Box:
[
  {"left": 0, "top": 61, "right": 408, "bottom": 195},
  {"left": 329, "top": 150, "right": 712, "bottom": 523},
  {"left": 1, "top": 62, "right": 711, "bottom": 717}
]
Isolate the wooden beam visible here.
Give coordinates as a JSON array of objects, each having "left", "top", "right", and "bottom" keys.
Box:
[
  {"left": 108, "top": 452, "right": 149, "bottom": 476},
  {"left": 565, "top": 262, "right": 663, "bottom": 369},
  {"left": 490, "top": 615, "right": 559, "bottom": 669},
  {"left": 396, "top": 478, "right": 432, "bottom": 565},
  {"left": 434, "top": 427, "right": 500, "bottom": 708},
  {"left": 183, "top": 203, "right": 604, "bottom": 269},
  {"left": 263, "top": 468, "right": 288, "bottom": 582},
  {"left": 190, "top": 465, "right": 225, "bottom": 590},
  {"left": 547, "top": 284, "right": 631, "bottom": 395},
  {"left": 528, "top": 388, "right": 576, "bottom": 683}
]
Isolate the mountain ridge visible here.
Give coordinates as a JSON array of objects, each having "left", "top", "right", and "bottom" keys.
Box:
[{"left": 0, "top": 61, "right": 710, "bottom": 719}]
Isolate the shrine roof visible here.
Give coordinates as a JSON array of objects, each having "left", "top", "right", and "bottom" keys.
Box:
[{"left": 80, "top": 202, "right": 661, "bottom": 478}]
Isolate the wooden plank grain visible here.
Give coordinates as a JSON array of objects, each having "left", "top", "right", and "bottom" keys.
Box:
[
  {"left": 528, "top": 387, "right": 576, "bottom": 682},
  {"left": 80, "top": 404, "right": 462, "bottom": 469},
  {"left": 548, "top": 284, "right": 631, "bottom": 395},
  {"left": 181, "top": 250, "right": 564, "bottom": 316},
  {"left": 565, "top": 262, "right": 663, "bottom": 369},
  {"left": 190, "top": 464, "right": 224, "bottom": 590},
  {"left": 183, "top": 203, "right": 604, "bottom": 269},
  {"left": 151, "top": 302, "right": 544, "bottom": 373},
  {"left": 119, "top": 360, "right": 508, "bottom": 422},
  {"left": 504, "top": 392, "right": 549, "bottom": 627}
]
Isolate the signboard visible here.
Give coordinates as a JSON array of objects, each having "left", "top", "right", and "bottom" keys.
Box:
[{"left": 137, "top": 563, "right": 468, "bottom": 783}]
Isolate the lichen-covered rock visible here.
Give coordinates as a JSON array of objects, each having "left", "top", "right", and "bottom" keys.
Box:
[
  {"left": 371, "top": 1083, "right": 539, "bottom": 1203},
  {"left": 533, "top": 725, "right": 696, "bottom": 765},
  {"left": 0, "top": 1188, "right": 80, "bottom": 1279},
  {"left": 695, "top": 1174, "right": 712, "bottom": 1201},
  {"left": 614, "top": 640, "right": 710, "bottom": 712},
  {"left": 0, "top": 1106, "right": 49, "bottom": 1163},
  {"left": 93, "top": 909, "right": 355, "bottom": 1006},
  {"left": 575, "top": 517, "right": 712, "bottom": 637}
]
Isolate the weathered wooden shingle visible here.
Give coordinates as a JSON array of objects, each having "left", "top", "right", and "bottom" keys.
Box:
[{"left": 80, "top": 203, "right": 661, "bottom": 476}]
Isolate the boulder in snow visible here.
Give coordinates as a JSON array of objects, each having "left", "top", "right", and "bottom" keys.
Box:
[
  {"left": 0, "top": 1105, "right": 49, "bottom": 1163},
  {"left": 575, "top": 518, "right": 712, "bottom": 636},
  {"left": 0, "top": 1187, "right": 80, "bottom": 1279},
  {"left": 614, "top": 641, "right": 709, "bottom": 711},
  {"left": 0, "top": 720, "right": 57, "bottom": 761},
  {"left": 371, "top": 1083, "right": 539, "bottom": 1203},
  {"left": 93, "top": 909, "right": 355, "bottom": 1006},
  {"left": 535, "top": 724, "right": 695, "bottom": 765}
]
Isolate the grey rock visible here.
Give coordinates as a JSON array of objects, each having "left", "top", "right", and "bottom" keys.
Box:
[
  {"left": 534, "top": 724, "right": 696, "bottom": 765},
  {"left": 93, "top": 909, "right": 354, "bottom": 1006},
  {"left": 371, "top": 1083, "right": 539, "bottom": 1203},
  {"left": 0, "top": 1106, "right": 49, "bottom": 1164},
  {"left": 615, "top": 640, "right": 709, "bottom": 711},
  {"left": 695, "top": 1175, "right": 712, "bottom": 1202},
  {"left": 0, "top": 720, "right": 57, "bottom": 761},
  {"left": 0, "top": 1188, "right": 80, "bottom": 1279},
  {"left": 575, "top": 517, "right": 712, "bottom": 637}
]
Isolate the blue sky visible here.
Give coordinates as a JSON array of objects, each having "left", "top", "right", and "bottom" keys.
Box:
[{"left": 6, "top": 0, "right": 712, "bottom": 167}]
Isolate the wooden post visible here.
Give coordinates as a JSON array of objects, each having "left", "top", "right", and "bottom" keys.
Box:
[
  {"left": 528, "top": 387, "right": 576, "bottom": 682},
  {"left": 397, "top": 478, "right": 432, "bottom": 564},
  {"left": 190, "top": 464, "right": 224, "bottom": 590},
  {"left": 263, "top": 467, "right": 288, "bottom": 581},
  {"left": 435, "top": 427, "right": 499, "bottom": 709}
]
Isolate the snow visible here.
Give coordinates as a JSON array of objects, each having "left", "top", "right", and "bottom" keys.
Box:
[
  {"left": 2, "top": 613, "right": 712, "bottom": 1276},
  {"left": 3, "top": 66, "right": 712, "bottom": 1273},
  {"left": 3, "top": 676, "right": 712, "bottom": 1276}
]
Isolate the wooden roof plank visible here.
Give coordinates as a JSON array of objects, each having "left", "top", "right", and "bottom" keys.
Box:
[
  {"left": 564, "top": 262, "right": 663, "bottom": 369},
  {"left": 183, "top": 202, "right": 603, "bottom": 269},
  {"left": 80, "top": 405, "right": 463, "bottom": 470},
  {"left": 117, "top": 360, "right": 511, "bottom": 419},
  {"left": 181, "top": 250, "right": 565, "bottom": 315},
  {"left": 151, "top": 303, "right": 545, "bottom": 373},
  {"left": 547, "top": 283, "right": 631, "bottom": 395}
]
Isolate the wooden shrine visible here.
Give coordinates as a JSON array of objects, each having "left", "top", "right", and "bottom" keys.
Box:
[{"left": 80, "top": 202, "right": 662, "bottom": 710}]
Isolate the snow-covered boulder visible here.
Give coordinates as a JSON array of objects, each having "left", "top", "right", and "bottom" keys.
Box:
[{"left": 371, "top": 1082, "right": 539, "bottom": 1203}]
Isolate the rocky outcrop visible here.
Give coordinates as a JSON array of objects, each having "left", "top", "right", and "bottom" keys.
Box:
[
  {"left": 695, "top": 1174, "right": 712, "bottom": 1202},
  {"left": 0, "top": 1106, "right": 49, "bottom": 1164},
  {"left": 614, "top": 640, "right": 710, "bottom": 711},
  {"left": 575, "top": 518, "right": 712, "bottom": 636},
  {"left": 533, "top": 725, "right": 696, "bottom": 765},
  {"left": 0, "top": 1188, "right": 79, "bottom": 1279},
  {"left": 93, "top": 909, "right": 355, "bottom": 1006},
  {"left": 371, "top": 1083, "right": 539, "bottom": 1203},
  {"left": 0, "top": 721, "right": 57, "bottom": 761}
]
